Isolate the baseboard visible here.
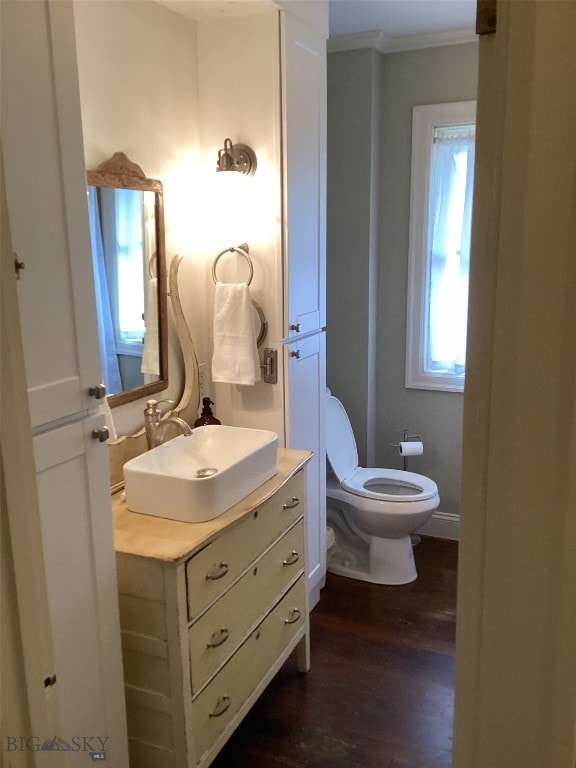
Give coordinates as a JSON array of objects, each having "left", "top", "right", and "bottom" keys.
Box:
[
  {"left": 309, "top": 582, "right": 322, "bottom": 609},
  {"left": 418, "top": 510, "right": 460, "bottom": 541}
]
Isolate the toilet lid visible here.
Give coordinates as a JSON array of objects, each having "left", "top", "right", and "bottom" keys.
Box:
[{"left": 326, "top": 395, "right": 358, "bottom": 482}]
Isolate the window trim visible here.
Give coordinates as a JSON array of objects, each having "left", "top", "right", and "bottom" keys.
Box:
[{"left": 406, "top": 100, "right": 476, "bottom": 393}]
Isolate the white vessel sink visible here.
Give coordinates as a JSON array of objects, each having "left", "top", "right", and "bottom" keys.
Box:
[{"left": 123, "top": 425, "right": 278, "bottom": 523}]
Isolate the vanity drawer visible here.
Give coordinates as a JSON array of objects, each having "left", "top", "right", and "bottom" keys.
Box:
[
  {"left": 191, "top": 576, "right": 306, "bottom": 763},
  {"left": 188, "top": 520, "right": 304, "bottom": 694},
  {"left": 186, "top": 471, "right": 304, "bottom": 620}
]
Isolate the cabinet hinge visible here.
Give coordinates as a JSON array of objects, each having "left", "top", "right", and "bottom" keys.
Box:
[
  {"left": 14, "top": 254, "right": 25, "bottom": 280},
  {"left": 476, "top": 0, "right": 497, "bottom": 35}
]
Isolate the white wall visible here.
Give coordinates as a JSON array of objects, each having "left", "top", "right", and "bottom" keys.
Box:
[
  {"left": 74, "top": 0, "right": 206, "bottom": 435},
  {"left": 195, "top": 9, "right": 287, "bottom": 435},
  {"left": 74, "top": 1, "right": 292, "bottom": 438}
]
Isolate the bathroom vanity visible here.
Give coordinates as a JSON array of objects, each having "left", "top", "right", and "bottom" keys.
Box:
[{"left": 112, "top": 449, "right": 311, "bottom": 767}]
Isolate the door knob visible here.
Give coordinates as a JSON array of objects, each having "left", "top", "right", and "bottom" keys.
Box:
[
  {"left": 92, "top": 427, "right": 110, "bottom": 443},
  {"left": 88, "top": 384, "right": 107, "bottom": 399}
]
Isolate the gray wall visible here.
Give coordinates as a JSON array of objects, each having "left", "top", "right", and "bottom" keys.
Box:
[
  {"left": 327, "top": 42, "right": 478, "bottom": 517},
  {"left": 327, "top": 48, "right": 380, "bottom": 467}
]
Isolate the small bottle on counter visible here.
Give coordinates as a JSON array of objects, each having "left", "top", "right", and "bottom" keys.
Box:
[{"left": 194, "top": 397, "right": 222, "bottom": 427}]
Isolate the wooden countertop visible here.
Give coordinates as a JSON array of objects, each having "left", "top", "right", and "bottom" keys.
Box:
[{"left": 112, "top": 448, "right": 312, "bottom": 563}]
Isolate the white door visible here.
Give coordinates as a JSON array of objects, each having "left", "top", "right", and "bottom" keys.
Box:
[
  {"left": 453, "top": 4, "right": 576, "bottom": 766},
  {"left": 1, "top": 0, "right": 104, "bottom": 429},
  {"left": 285, "top": 332, "right": 326, "bottom": 606},
  {"left": 280, "top": 12, "right": 327, "bottom": 339},
  {"left": 33, "top": 416, "right": 128, "bottom": 764}
]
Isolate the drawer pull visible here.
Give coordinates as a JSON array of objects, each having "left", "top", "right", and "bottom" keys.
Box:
[
  {"left": 209, "top": 695, "right": 231, "bottom": 718},
  {"left": 282, "top": 550, "right": 300, "bottom": 566},
  {"left": 283, "top": 497, "right": 300, "bottom": 510},
  {"left": 205, "top": 561, "right": 229, "bottom": 581},
  {"left": 207, "top": 628, "right": 230, "bottom": 648},
  {"left": 284, "top": 607, "right": 301, "bottom": 625}
]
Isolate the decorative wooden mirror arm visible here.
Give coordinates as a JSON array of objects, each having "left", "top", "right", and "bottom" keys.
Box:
[{"left": 108, "top": 256, "right": 200, "bottom": 492}]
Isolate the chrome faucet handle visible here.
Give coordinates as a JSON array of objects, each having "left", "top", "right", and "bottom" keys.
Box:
[{"left": 145, "top": 399, "right": 174, "bottom": 417}]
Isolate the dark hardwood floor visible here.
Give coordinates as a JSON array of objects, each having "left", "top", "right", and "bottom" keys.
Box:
[{"left": 211, "top": 536, "right": 458, "bottom": 768}]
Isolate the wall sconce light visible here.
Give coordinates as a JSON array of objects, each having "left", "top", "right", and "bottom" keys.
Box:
[{"left": 216, "top": 138, "right": 257, "bottom": 176}]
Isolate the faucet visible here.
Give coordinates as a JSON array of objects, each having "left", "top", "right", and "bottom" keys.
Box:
[{"left": 144, "top": 399, "right": 193, "bottom": 449}]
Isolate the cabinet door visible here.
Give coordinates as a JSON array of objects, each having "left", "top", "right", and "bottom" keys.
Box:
[
  {"left": 285, "top": 332, "right": 326, "bottom": 605},
  {"left": 281, "top": 12, "right": 326, "bottom": 339},
  {"left": 1, "top": 0, "right": 102, "bottom": 428},
  {"left": 33, "top": 414, "right": 128, "bottom": 763}
]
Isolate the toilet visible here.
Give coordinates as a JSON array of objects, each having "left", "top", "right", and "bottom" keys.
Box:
[{"left": 326, "top": 394, "right": 440, "bottom": 585}]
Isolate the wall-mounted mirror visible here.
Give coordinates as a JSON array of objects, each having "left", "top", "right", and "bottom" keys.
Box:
[{"left": 87, "top": 152, "right": 168, "bottom": 407}]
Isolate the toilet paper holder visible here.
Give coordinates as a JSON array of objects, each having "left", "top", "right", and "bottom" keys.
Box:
[{"left": 390, "top": 431, "right": 423, "bottom": 471}]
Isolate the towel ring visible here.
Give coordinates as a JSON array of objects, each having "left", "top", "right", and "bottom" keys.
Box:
[{"left": 212, "top": 244, "right": 253, "bottom": 286}]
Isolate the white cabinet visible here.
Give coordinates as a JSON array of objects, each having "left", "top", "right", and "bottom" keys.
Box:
[
  {"left": 2, "top": 0, "right": 105, "bottom": 429},
  {"left": 280, "top": 10, "right": 327, "bottom": 605},
  {"left": 32, "top": 415, "right": 126, "bottom": 746},
  {"left": 281, "top": 12, "right": 327, "bottom": 340},
  {"left": 113, "top": 453, "right": 310, "bottom": 768},
  {"left": 285, "top": 332, "right": 327, "bottom": 605},
  {"left": 1, "top": 2, "right": 128, "bottom": 761}
]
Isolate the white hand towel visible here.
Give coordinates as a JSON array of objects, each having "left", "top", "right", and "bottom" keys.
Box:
[
  {"left": 141, "top": 276, "right": 159, "bottom": 376},
  {"left": 212, "top": 282, "right": 261, "bottom": 386}
]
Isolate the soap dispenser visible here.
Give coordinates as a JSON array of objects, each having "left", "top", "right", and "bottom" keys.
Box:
[{"left": 194, "top": 397, "right": 221, "bottom": 427}]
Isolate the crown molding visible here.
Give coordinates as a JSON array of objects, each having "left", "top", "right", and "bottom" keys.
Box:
[
  {"left": 386, "top": 26, "right": 477, "bottom": 52},
  {"left": 328, "top": 30, "right": 390, "bottom": 53},
  {"left": 327, "top": 26, "right": 477, "bottom": 54}
]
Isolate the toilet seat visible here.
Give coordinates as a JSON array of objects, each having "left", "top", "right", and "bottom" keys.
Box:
[
  {"left": 342, "top": 467, "right": 438, "bottom": 503},
  {"left": 326, "top": 394, "right": 437, "bottom": 504}
]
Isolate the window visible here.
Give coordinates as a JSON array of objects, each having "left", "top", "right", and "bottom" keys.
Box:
[
  {"left": 114, "top": 188, "right": 146, "bottom": 350},
  {"left": 406, "top": 101, "right": 476, "bottom": 392}
]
